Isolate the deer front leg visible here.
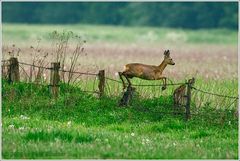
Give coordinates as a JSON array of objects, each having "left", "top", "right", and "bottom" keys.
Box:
[
  {"left": 124, "top": 74, "right": 132, "bottom": 87},
  {"left": 157, "top": 76, "right": 167, "bottom": 91},
  {"left": 119, "top": 72, "right": 127, "bottom": 90}
]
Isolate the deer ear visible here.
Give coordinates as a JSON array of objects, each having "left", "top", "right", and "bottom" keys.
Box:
[{"left": 164, "top": 50, "right": 170, "bottom": 57}]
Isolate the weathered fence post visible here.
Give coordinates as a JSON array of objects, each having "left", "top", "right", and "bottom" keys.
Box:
[
  {"left": 119, "top": 85, "right": 136, "bottom": 106},
  {"left": 8, "top": 57, "right": 20, "bottom": 84},
  {"left": 50, "top": 62, "right": 60, "bottom": 98},
  {"left": 185, "top": 77, "right": 195, "bottom": 120},
  {"left": 98, "top": 70, "right": 105, "bottom": 98}
]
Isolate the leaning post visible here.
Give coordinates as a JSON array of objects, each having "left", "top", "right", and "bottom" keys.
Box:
[
  {"left": 8, "top": 57, "right": 20, "bottom": 84},
  {"left": 50, "top": 62, "right": 60, "bottom": 99},
  {"left": 98, "top": 70, "right": 105, "bottom": 98}
]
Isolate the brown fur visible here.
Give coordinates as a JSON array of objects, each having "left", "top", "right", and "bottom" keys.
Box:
[{"left": 119, "top": 50, "right": 175, "bottom": 90}]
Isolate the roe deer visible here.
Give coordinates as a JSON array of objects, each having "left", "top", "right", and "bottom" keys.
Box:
[
  {"left": 173, "top": 78, "right": 195, "bottom": 114},
  {"left": 119, "top": 50, "right": 175, "bottom": 90}
]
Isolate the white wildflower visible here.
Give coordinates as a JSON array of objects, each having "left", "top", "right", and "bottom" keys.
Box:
[
  {"left": 19, "top": 127, "right": 25, "bottom": 131},
  {"left": 131, "top": 133, "right": 135, "bottom": 136},
  {"left": 8, "top": 124, "right": 14, "bottom": 129},
  {"left": 20, "top": 115, "right": 29, "bottom": 120},
  {"left": 173, "top": 142, "right": 176, "bottom": 146},
  {"left": 67, "top": 121, "right": 71, "bottom": 126}
]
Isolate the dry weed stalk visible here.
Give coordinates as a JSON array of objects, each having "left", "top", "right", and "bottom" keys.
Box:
[
  {"left": 49, "top": 30, "right": 86, "bottom": 84},
  {"left": 29, "top": 39, "right": 49, "bottom": 83}
]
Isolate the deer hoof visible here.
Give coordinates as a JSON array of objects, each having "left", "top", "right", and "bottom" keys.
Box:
[{"left": 162, "top": 86, "right": 166, "bottom": 91}]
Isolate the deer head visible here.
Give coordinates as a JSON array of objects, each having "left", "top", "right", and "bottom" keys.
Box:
[{"left": 164, "top": 50, "right": 175, "bottom": 65}]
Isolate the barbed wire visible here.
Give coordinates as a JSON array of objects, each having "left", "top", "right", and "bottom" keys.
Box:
[
  {"left": 132, "top": 82, "right": 186, "bottom": 87},
  {"left": 105, "top": 77, "right": 122, "bottom": 83},
  {"left": 59, "top": 68, "right": 97, "bottom": 76},
  {"left": 106, "top": 76, "right": 185, "bottom": 86},
  {"left": 19, "top": 62, "right": 52, "bottom": 70},
  {"left": 18, "top": 61, "right": 98, "bottom": 76},
  {"left": 2, "top": 59, "right": 239, "bottom": 100},
  {"left": 191, "top": 86, "right": 239, "bottom": 99}
]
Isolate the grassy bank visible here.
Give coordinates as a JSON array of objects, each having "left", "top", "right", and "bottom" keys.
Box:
[{"left": 2, "top": 80, "right": 238, "bottom": 159}]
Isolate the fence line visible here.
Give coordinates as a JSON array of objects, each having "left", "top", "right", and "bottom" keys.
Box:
[
  {"left": 2, "top": 58, "right": 239, "bottom": 121},
  {"left": 106, "top": 76, "right": 186, "bottom": 87},
  {"left": 18, "top": 61, "right": 98, "bottom": 76},
  {"left": 2, "top": 59, "right": 239, "bottom": 100},
  {"left": 191, "top": 86, "right": 239, "bottom": 99},
  {"left": 105, "top": 77, "right": 122, "bottom": 83},
  {"left": 132, "top": 82, "right": 186, "bottom": 87}
]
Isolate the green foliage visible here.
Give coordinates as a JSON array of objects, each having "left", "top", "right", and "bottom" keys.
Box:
[
  {"left": 2, "top": 80, "right": 238, "bottom": 159},
  {"left": 25, "top": 130, "right": 94, "bottom": 143},
  {"left": 2, "top": 2, "right": 238, "bottom": 30}
]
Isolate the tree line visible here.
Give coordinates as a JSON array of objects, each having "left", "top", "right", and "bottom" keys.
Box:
[{"left": 2, "top": 2, "right": 238, "bottom": 29}]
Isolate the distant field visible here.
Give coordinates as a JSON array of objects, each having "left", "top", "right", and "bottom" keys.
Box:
[
  {"left": 2, "top": 23, "right": 238, "bottom": 80},
  {"left": 2, "top": 23, "right": 238, "bottom": 159},
  {"left": 2, "top": 23, "right": 238, "bottom": 45}
]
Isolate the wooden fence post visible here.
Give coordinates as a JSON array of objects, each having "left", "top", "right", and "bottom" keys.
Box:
[
  {"left": 8, "top": 57, "right": 20, "bottom": 84},
  {"left": 119, "top": 85, "right": 135, "bottom": 106},
  {"left": 98, "top": 70, "right": 105, "bottom": 98},
  {"left": 50, "top": 62, "right": 60, "bottom": 98},
  {"left": 185, "top": 77, "right": 195, "bottom": 120}
]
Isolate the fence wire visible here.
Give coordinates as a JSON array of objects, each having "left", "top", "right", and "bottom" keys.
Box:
[
  {"left": 191, "top": 86, "right": 239, "bottom": 99},
  {"left": 191, "top": 85, "right": 238, "bottom": 112},
  {"left": 2, "top": 59, "right": 239, "bottom": 116}
]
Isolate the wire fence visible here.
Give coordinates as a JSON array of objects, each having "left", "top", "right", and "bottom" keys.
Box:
[{"left": 1, "top": 58, "right": 239, "bottom": 120}]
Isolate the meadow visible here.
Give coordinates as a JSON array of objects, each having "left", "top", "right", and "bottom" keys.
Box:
[{"left": 2, "top": 23, "right": 238, "bottom": 159}]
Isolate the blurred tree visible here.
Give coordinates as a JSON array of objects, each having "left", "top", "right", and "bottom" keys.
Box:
[{"left": 2, "top": 2, "right": 238, "bottom": 30}]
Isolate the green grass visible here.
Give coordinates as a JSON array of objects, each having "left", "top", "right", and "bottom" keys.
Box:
[
  {"left": 2, "top": 23, "right": 238, "bottom": 159},
  {"left": 2, "top": 80, "right": 238, "bottom": 159},
  {"left": 3, "top": 23, "right": 238, "bottom": 45}
]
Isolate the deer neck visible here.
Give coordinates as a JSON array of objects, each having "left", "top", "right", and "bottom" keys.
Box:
[{"left": 157, "top": 61, "right": 168, "bottom": 74}]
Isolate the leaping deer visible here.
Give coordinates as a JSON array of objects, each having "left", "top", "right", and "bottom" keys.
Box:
[{"left": 119, "top": 50, "right": 175, "bottom": 90}]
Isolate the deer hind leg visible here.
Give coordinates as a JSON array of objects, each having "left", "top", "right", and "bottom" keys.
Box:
[{"left": 119, "top": 72, "right": 127, "bottom": 90}]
